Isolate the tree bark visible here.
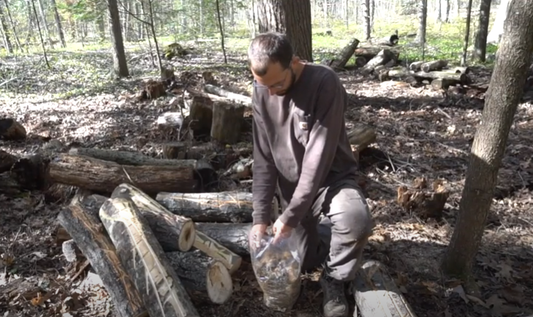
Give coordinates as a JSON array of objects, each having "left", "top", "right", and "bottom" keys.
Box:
[
  {"left": 48, "top": 154, "right": 197, "bottom": 195},
  {"left": 166, "top": 250, "right": 233, "bottom": 304},
  {"left": 473, "top": 0, "right": 492, "bottom": 62},
  {"left": 99, "top": 197, "right": 200, "bottom": 317},
  {"left": 255, "top": 0, "right": 313, "bottom": 62},
  {"left": 68, "top": 148, "right": 198, "bottom": 167},
  {"left": 107, "top": 0, "right": 129, "bottom": 77},
  {"left": 441, "top": 0, "right": 533, "bottom": 282},
  {"left": 50, "top": 0, "right": 66, "bottom": 48},
  {"left": 111, "top": 183, "right": 196, "bottom": 252},
  {"left": 210, "top": 101, "right": 245, "bottom": 144},
  {"left": 155, "top": 191, "right": 278, "bottom": 223},
  {"left": 57, "top": 195, "right": 147, "bottom": 317}
]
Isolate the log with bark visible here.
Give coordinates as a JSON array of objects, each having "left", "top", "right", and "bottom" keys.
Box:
[
  {"left": 348, "top": 124, "right": 377, "bottom": 161},
  {"left": 409, "top": 61, "right": 424, "bottom": 72},
  {"left": 57, "top": 194, "right": 147, "bottom": 317},
  {"left": 383, "top": 67, "right": 468, "bottom": 85},
  {"left": 68, "top": 148, "right": 196, "bottom": 167},
  {"left": 0, "top": 150, "right": 18, "bottom": 173},
  {"left": 0, "top": 118, "right": 27, "bottom": 140},
  {"left": 421, "top": 59, "right": 448, "bottom": 72},
  {"left": 194, "top": 222, "right": 252, "bottom": 256},
  {"left": 430, "top": 78, "right": 457, "bottom": 90},
  {"left": 330, "top": 38, "right": 360, "bottom": 69},
  {"left": 99, "top": 197, "right": 200, "bottom": 317},
  {"left": 48, "top": 154, "right": 198, "bottom": 195},
  {"left": 210, "top": 101, "right": 245, "bottom": 144},
  {"left": 203, "top": 84, "right": 252, "bottom": 107},
  {"left": 155, "top": 191, "right": 279, "bottom": 223},
  {"left": 192, "top": 229, "right": 242, "bottom": 275},
  {"left": 110, "top": 183, "right": 196, "bottom": 252},
  {"left": 361, "top": 49, "right": 398, "bottom": 75},
  {"left": 188, "top": 94, "right": 213, "bottom": 136},
  {"left": 352, "top": 260, "right": 418, "bottom": 317},
  {"left": 166, "top": 250, "right": 233, "bottom": 304},
  {"left": 10, "top": 153, "right": 49, "bottom": 190}
]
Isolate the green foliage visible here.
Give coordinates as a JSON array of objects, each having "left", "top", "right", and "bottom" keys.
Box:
[{"left": 57, "top": 0, "right": 105, "bottom": 22}]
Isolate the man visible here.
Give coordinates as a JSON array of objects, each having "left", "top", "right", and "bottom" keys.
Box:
[{"left": 248, "top": 32, "right": 374, "bottom": 317}]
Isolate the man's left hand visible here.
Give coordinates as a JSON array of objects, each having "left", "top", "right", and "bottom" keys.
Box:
[{"left": 272, "top": 218, "right": 293, "bottom": 243}]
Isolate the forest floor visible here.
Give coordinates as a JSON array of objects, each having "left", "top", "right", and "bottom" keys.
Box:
[{"left": 1, "top": 41, "right": 533, "bottom": 317}]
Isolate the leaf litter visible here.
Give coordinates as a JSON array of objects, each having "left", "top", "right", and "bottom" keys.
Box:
[{"left": 1, "top": 42, "right": 533, "bottom": 317}]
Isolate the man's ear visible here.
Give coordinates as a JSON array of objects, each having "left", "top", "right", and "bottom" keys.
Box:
[{"left": 291, "top": 55, "right": 300, "bottom": 65}]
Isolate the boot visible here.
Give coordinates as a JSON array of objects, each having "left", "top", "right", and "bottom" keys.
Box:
[{"left": 319, "top": 270, "right": 349, "bottom": 317}]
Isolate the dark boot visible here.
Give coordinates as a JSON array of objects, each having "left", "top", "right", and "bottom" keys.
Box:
[{"left": 319, "top": 271, "right": 349, "bottom": 317}]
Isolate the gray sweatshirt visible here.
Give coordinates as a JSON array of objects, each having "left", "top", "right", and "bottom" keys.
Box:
[{"left": 251, "top": 63, "right": 358, "bottom": 228}]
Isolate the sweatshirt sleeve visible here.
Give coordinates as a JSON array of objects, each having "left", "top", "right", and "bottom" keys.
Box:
[
  {"left": 278, "top": 72, "right": 346, "bottom": 228},
  {"left": 251, "top": 95, "right": 279, "bottom": 226}
]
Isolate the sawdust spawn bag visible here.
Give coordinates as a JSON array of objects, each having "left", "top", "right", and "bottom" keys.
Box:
[{"left": 249, "top": 232, "right": 302, "bottom": 312}]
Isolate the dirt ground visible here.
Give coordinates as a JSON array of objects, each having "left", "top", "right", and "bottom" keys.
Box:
[{"left": 1, "top": 47, "right": 533, "bottom": 317}]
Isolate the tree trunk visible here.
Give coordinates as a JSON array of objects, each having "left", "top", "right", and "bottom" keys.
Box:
[
  {"left": 441, "top": 0, "right": 533, "bottom": 283},
  {"left": 99, "top": 197, "right": 200, "bottom": 317},
  {"left": 461, "top": 0, "right": 474, "bottom": 66},
  {"left": 107, "top": 0, "right": 129, "bottom": 77},
  {"left": 49, "top": 0, "right": 66, "bottom": 48},
  {"left": 215, "top": 0, "right": 227, "bottom": 63},
  {"left": 0, "top": 2, "right": 12, "bottom": 53},
  {"left": 57, "top": 193, "right": 148, "bottom": 317},
  {"left": 473, "top": 0, "right": 491, "bottom": 62},
  {"left": 147, "top": 0, "right": 162, "bottom": 72},
  {"left": 255, "top": 0, "right": 313, "bottom": 63},
  {"left": 29, "top": 0, "right": 50, "bottom": 68},
  {"left": 363, "top": 0, "right": 370, "bottom": 40},
  {"left": 487, "top": 0, "right": 510, "bottom": 44},
  {"left": 36, "top": 0, "right": 52, "bottom": 48},
  {"left": 2, "top": 0, "right": 21, "bottom": 51},
  {"left": 416, "top": 0, "right": 427, "bottom": 45}
]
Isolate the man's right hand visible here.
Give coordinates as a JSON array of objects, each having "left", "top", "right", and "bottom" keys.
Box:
[{"left": 249, "top": 224, "right": 268, "bottom": 249}]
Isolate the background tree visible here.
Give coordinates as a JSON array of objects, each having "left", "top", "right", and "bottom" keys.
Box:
[
  {"left": 107, "top": 0, "right": 128, "bottom": 77},
  {"left": 441, "top": 0, "right": 533, "bottom": 285},
  {"left": 473, "top": 0, "right": 491, "bottom": 62}
]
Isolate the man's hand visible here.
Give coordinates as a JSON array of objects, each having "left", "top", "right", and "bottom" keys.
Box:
[
  {"left": 272, "top": 218, "right": 293, "bottom": 243},
  {"left": 249, "top": 224, "right": 268, "bottom": 250}
]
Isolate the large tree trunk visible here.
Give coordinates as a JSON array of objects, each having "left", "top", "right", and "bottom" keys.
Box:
[
  {"left": 255, "top": 0, "right": 313, "bottom": 62},
  {"left": 441, "top": 0, "right": 533, "bottom": 284},
  {"left": 107, "top": 0, "right": 129, "bottom": 77}
]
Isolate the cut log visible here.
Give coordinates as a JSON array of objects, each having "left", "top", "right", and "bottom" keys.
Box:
[
  {"left": 451, "top": 66, "right": 470, "bottom": 74},
  {"left": 361, "top": 49, "right": 398, "bottom": 75},
  {"left": 421, "top": 59, "right": 448, "bottom": 72},
  {"left": 188, "top": 94, "right": 213, "bottom": 136},
  {"left": 0, "top": 150, "right": 17, "bottom": 173},
  {"left": 408, "top": 61, "right": 424, "bottom": 72},
  {"left": 166, "top": 250, "right": 233, "bottom": 304},
  {"left": 352, "top": 260, "right": 418, "bottom": 317},
  {"left": 348, "top": 124, "right": 377, "bottom": 152},
  {"left": 48, "top": 154, "right": 198, "bottom": 195},
  {"left": 431, "top": 78, "right": 456, "bottom": 90},
  {"left": 203, "top": 84, "right": 252, "bottom": 106},
  {"left": 0, "top": 118, "right": 26, "bottom": 140},
  {"left": 354, "top": 46, "right": 400, "bottom": 59},
  {"left": 10, "top": 153, "right": 49, "bottom": 190},
  {"left": 355, "top": 56, "right": 368, "bottom": 67},
  {"left": 193, "top": 229, "right": 242, "bottom": 274},
  {"left": 0, "top": 172, "right": 21, "bottom": 194},
  {"left": 330, "top": 38, "right": 360, "bottom": 69},
  {"left": 68, "top": 148, "right": 198, "bottom": 167},
  {"left": 413, "top": 70, "right": 467, "bottom": 83},
  {"left": 99, "top": 197, "right": 200, "bottom": 317},
  {"left": 155, "top": 191, "right": 279, "bottom": 223},
  {"left": 194, "top": 222, "right": 252, "bottom": 256},
  {"left": 57, "top": 196, "right": 147, "bottom": 317},
  {"left": 111, "top": 183, "right": 196, "bottom": 252},
  {"left": 210, "top": 101, "right": 245, "bottom": 144}
]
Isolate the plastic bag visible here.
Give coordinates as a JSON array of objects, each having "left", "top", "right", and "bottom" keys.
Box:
[{"left": 249, "top": 231, "right": 302, "bottom": 312}]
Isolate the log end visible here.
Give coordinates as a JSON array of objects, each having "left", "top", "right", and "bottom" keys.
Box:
[
  {"left": 0, "top": 118, "right": 27, "bottom": 141},
  {"left": 206, "top": 260, "right": 233, "bottom": 304},
  {"left": 180, "top": 220, "right": 196, "bottom": 252}
]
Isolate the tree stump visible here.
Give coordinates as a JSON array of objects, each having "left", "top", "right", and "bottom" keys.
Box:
[
  {"left": 210, "top": 101, "right": 245, "bottom": 144},
  {"left": 99, "top": 197, "right": 200, "bottom": 317},
  {"left": 189, "top": 95, "right": 214, "bottom": 136}
]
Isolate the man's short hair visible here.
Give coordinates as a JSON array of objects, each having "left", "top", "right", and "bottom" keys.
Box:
[{"left": 248, "top": 32, "right": 293, "bottom": 76}]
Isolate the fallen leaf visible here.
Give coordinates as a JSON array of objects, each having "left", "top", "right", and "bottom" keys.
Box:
[
  {"left": 496, "top": 263, "right": 514, "bottom": 282},
  {"left": 499, "top": 284, "right": 524, "bottom": 305}
]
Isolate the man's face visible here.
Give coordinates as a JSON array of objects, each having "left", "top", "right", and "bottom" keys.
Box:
[{"left": 252, "top": 61, "right": 295, "bottom": 96}]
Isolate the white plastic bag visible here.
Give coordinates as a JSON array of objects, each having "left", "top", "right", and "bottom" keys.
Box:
[{"left": 249, "top": 232, "right": 302, "bottom": 312}]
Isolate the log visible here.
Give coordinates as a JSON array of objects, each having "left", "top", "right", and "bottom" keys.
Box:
[
  {"left": 111, "top": 183, "right": 196, "bottom": 252},
  {"left": 57, "top": 195, "right": 147, "bottom": 317},
  {"left": 48, "top": 154, "right": 198, "bottom": 195},
  {"left": 194, "top": 222, "right": 252, "bottom": 256},
  {"left": 354, "top": 46, "right": 400, "bottom": 59},
  {"left": 330, "top": 38, "right": 360, "bottom": 69},
  {"left": 10, "top": 153, "right": 49, "bottom": 190},
  {"left": 0, "top": 118, "right": 26, "bottom": 140},
  {"left": 68, "top": 148, "right": 198, "bottom": 167},
  {"left": 430, "top": 78, "right": 456, "bottom": 90},
  {"left": 203, "top": 84, "right": 252, "bottom": 106},
  {"left": 355, "top": 56, "right": 368, "bottom": 67},
  {"left": 348, "top": 124, "right": 377, "bottom": 152},
  {"left": 0, "top": 172, "right": 21, "bottom": 195},
  {"left": 188, "top": 94, "right": 213, "bottom": 136},
  {"left": 210, "top": 101, "right": 245, "bottom": 144},
  {"left": 408, "top": 61, "right": 424, "bottom": 72},
  {"left": 413, "top": 70, "right": 467, "bottom": 83},
  {"left": 361, "top": 49, "right": 398, "bottom": 75},
  {"left": 193, "top": 229, "right": 242, "bottom": 274},
  {"left": 451, "top": 66, "right": 470, "bottom": 74},
  {"left": 353, "top": 260, "right": 418, "bottom": 317},
  {"left": 0, "top": 150, "right": 17, "bottom": 173},
  {"left": 155, "top": 191, "right": 279, "bottom": 223},
  {"left": 421, "top": 59, "right": 448, "bottom": 72},
  {"left": 99, "top": 197, "right": 200, "bottom": 317},
  {"left": 166, "top": 250, "right": 233, "bottom": 304}
]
